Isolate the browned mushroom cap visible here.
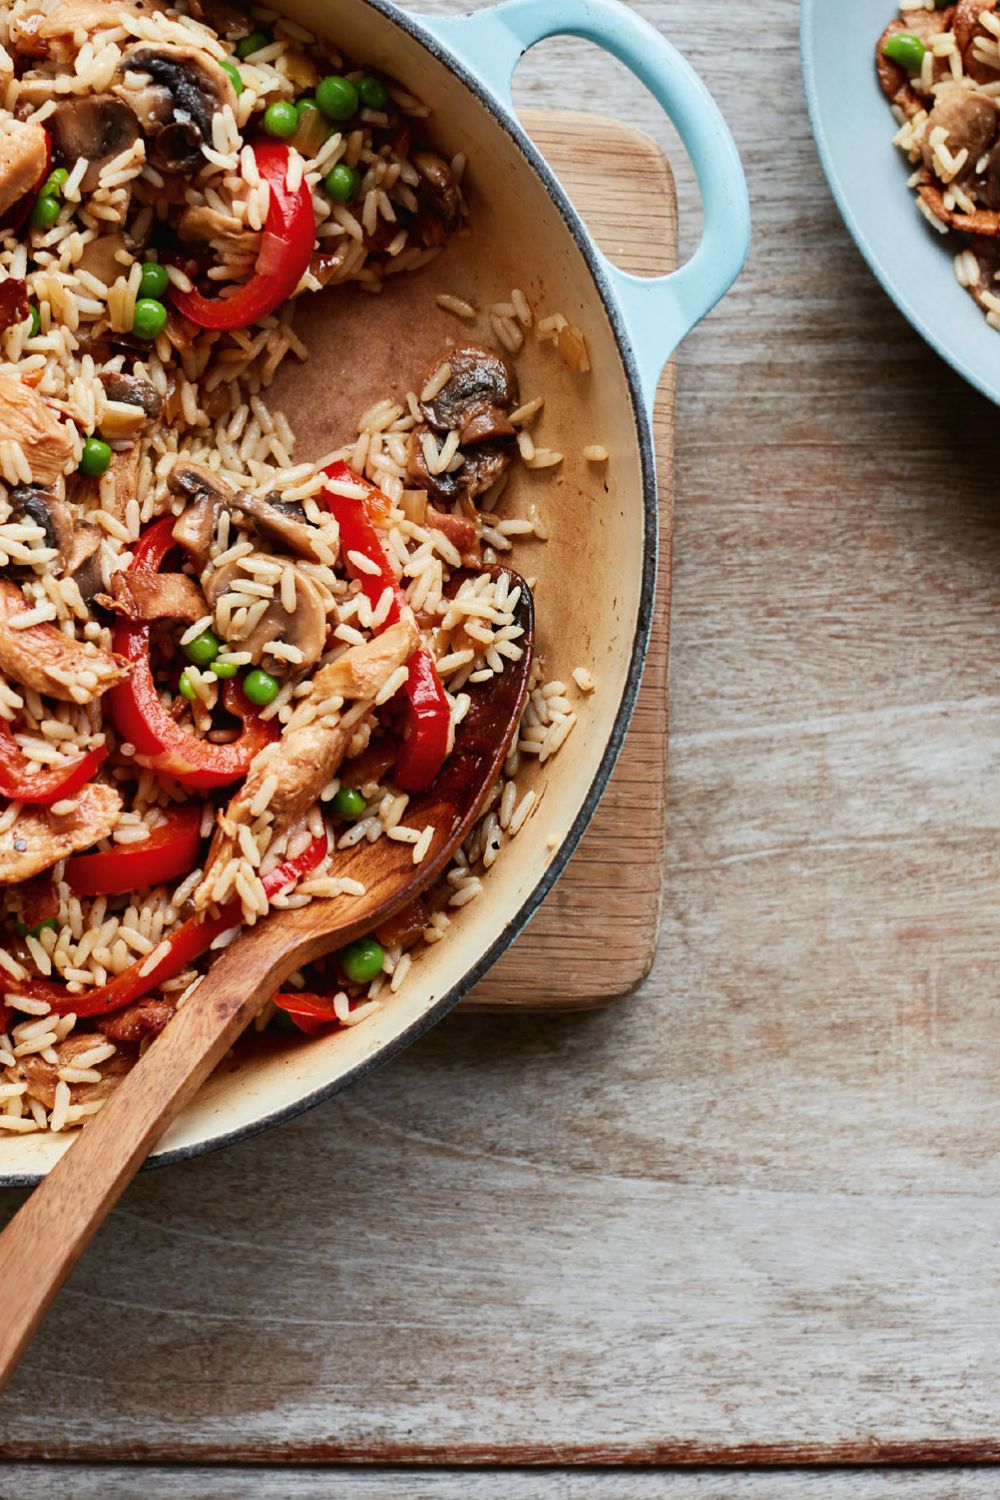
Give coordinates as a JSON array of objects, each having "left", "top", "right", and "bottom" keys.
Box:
[
  {"left": 228, "top": 491, "right": 334, "bottom": 563},
  {"left": 8, "top": 484, "right": 103, "bottom": 599},
  {"left": 407, "top": 426, "right": 513, "bottom": 504},
  {"left": 99, "top": 369, "right": 163, "bottom": 422},
  {"left": 203, "top": 553, "right": 328, "bottom": 671},
  {"left": 168, "top": 461, "right": 233, "bottom": 566},
  {"left": 47, "top": 95, "right": 140, "bottom": 192},
  {"left": 118, "top": 43, "right": 237, "bottom": 171},
  {"left": 923, "top": 89, "right": 999, "bottom": 172},
  {"left": 418, "top": 345, "right": 518, "bottom": 443},
  {"left": 412, "top": 151, "right": 461, "bottom": 237}
]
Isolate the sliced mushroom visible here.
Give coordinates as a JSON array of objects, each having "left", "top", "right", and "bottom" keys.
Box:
[
  {"left": 228, "top": 491, "right": 334, "bottom": 563},
  {"left": 418, "top": 344, "right": 517, "bottom": 443},
  {"left": 118, "top": 43, "right": 237, "bottom": 172},
  {"left": 203, "top": 553, "right": 328, "bottom": 671},
  {"left": 168, "top": 461, "right": 232, "bottom": 566},
  {"left": 16, "top": 482, "right": 103, "bottom": 592},
  {"left": 48, "top": 95, "right": 141, "bottom": 193},
  {"left": 407, "top": 426, "right": 513, "bottom": 504},
  {"left": 923, "top": 89, "right": 998, "bottom": 172},
  {"left": 99, "top": 369, "right": 163, "bottom": 434},
  {"left": 412, "top": 151, "right": 461, "bottom": 239},
  {"left": 7, "top": 484, "right": 69, "bottom": 555},
  {"left": 177, "top": 202, "right": 241, "bottom": 249}
]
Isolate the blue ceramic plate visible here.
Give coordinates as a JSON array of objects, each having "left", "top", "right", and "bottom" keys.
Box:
[{"left": 802, "top": 0, "right": 1000, "bottom": 404}]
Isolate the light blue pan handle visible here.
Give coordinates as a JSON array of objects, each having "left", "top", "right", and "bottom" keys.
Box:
[{"left": 417, "top": 0, "right": 750, "bottom": 409}]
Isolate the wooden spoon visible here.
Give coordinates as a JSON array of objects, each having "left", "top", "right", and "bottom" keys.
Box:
[{"left": 0, "top": 567, "right": 533, "bottom": 1392}]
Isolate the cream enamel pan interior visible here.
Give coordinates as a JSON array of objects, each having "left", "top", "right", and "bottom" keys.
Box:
[{"left": 0, "top": 0, "right": 749, "bottom": 1182}]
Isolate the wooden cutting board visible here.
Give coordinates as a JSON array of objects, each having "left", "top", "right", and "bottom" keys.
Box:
[{"left": 464, "top": 110, "right": 676, "bottom": 1012}]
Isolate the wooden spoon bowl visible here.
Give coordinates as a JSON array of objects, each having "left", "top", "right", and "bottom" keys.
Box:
[{"left": 0, "top": 566, "right": 533, "bottom": 1391}]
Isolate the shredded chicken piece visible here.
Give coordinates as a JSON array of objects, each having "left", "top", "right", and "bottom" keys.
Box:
[
  {"left": 0, "top": 367, "right": 78, "bottom": 484},
  {"left": 96, "top": 999, "right": 174, "bottom": 1043},
  {"left": 0, "top": 579, "right": 128, "bottom": 702},
  {"left": 101, "top": 571, "right": 207, "bottom": 623},
  {"left": 35, "top": 0, "right": 158, "bottom": 39},
  {"left": 193, "top": 617, "right": 419, "bottom": 908},
  {"left": 0, "top": 122, "right": 47, "bottom": 220},
  {"left": 0, "top": 782, "right": 121, "bottom": 883}
]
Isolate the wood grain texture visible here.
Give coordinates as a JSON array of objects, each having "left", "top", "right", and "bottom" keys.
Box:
[
  {"left": 7, "top": 0, "right": 1000, "bottom": 1471},
  {"left": 2, "top": 1469, "right": 1000, "bottom": 1500},
  {"left": 465, "top": 109, "right": 675, "bottom": 1010}
]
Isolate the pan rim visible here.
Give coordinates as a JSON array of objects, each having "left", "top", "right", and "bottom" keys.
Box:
[{"left": 0, "top": 0, "right": 661, "bottom": 1187}]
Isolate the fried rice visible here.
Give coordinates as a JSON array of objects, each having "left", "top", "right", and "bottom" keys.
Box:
[
  {"left": 878, "top": 0, "right": 1000, "bottom": 325},
  {"left": 0, "top": 0, "right": 599, "bottom": 1135}
]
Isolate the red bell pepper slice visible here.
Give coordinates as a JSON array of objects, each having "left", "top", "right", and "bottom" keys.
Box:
[
  {"left": 6, "top": 833, "right": 327, "bottom": 1020},
  {"left": 107, "top": 516, "right": 278, "bottom": 789},
  {"left": 322, "top": 461, "right": 451, "bottom": 792},
  {"left": 272, "top": 990, "right": 341, "bottom": 1036},
  {"left": 169, "top": 141, "right": 315, "bottom": 331},
  {"left": 65, "top": 802, "right": 203, "bottom": 897},
  {"left": 0, "top": 718, "right": 107, "bottom": 806}
]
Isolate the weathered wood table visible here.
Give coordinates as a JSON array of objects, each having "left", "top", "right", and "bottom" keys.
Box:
[{"left": 6, "top": 0, "right": 1000, "bottom": 1493}]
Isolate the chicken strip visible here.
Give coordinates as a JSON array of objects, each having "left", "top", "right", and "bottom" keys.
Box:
[
  {"left": 0, "top": 122, "right": 47, "bottom": 220},
  {"left": 0, "top": 782, "right": 121, "bottom": 883},
  {"left": 0, "top": 367, "right": 78, "bottom": 484},
  {"left": 0, "top": 579, "right": 128, "bottom": 703},
  {"left": 100, "top": 570, "right": 207, "bottom": 623},
  {"left": 194, "top": 617, "right": 419, "bottom": 909}
]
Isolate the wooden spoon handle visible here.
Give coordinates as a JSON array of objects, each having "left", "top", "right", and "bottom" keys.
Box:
[{"left": 0, "top": 931, "right": 277, "bottom": 1392}]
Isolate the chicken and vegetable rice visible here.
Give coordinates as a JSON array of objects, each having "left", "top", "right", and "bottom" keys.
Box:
[
  {"left": 0, "top": 0, "right": 596, "bottom": 1134},
  {"left": 878, "top": 0, "right": 1000, "bottom": 324}
]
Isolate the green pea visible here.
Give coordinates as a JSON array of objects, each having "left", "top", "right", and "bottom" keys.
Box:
[
  {"left": 183, "top": 628, "right": 221, "bottom": 667},
  {"left": 340, "top": 935, "right": 384, "bottom": 984},
  {"left": 132, "top": 297, "right": 168, "bottom": 340},
  {"left": 325, "top": 162, "right": 359, "bottom": 202},
  {"left": 79, "top": 437, "right": 112, "bottom": 476},
  {"left": 178, "top": 669, "right": 197, "bottom": 701},
  {"left": 243, "top": 666, "right": 279, "bottom": 705},
  {"left": 882, "top": 32, "right": 926, "bottom": 70},
  {"left": 357, "top": 75, "right": 388, "bottom": 111},
  {"left": 332, "top": 785, "right": 366, "bottom": 821},
  {"left": 31, "top": 194, "right": 61, "bottom": 231},
  {"left": 263, "top": 100, "right": 299, "bottom": 139},
  {"left": 221, "top": 59, "right": 244, "bottom": 95},
  {"left": 15, "top": 916, "right": 57, "bottom": 939},
  {"left": 138, "top": 261, "right": 169, "bottom": 300},
  {"left": 209, "top": 658, "right": 238, "bottom": 679},
  {"left": 296, "top": 96, "right": 318, "bottom": 117},
  {"left": 27, "top": 305, "right": 40, "bottom": 337},
  {"left": 316, "top": 74, "right": 359, "bottom": 121},
  {"left": 41, "top": 167, "right": 68, "bottom": 198},
  {"left": 235, "top": 28, "right": 270, "bottom": 58}
]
